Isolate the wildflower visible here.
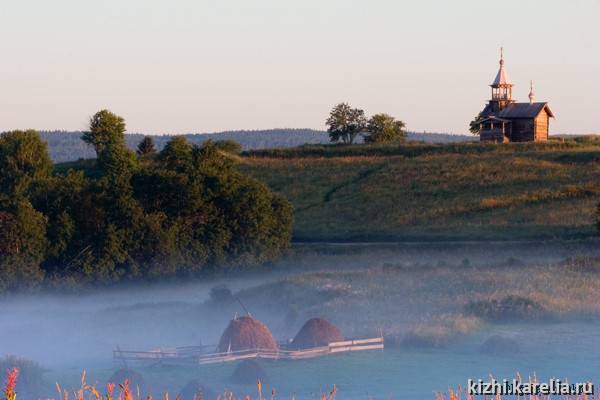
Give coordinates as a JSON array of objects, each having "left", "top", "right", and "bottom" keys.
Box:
[
  {"left": 85, "top": 385, "right": 101, "bottom": 400},
  {"left": 257, "top": 380, "right": 262, "bottom": 400},
  {"left": 4, "top": 368, "right": 19, "bottom": 400},
  {"left": 119, "top": 379, "right": 132, "bottom": 400},
  {"left": 106, "top": 383, "right": 115, "bottom": 400}
]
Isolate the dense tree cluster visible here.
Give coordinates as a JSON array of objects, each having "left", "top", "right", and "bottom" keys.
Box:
[
  {"left": 326, "top": 103, "right": 406, "bottom": 144},
  {"left": 0, "top": 110, "right": 292, "bottom": 291}
]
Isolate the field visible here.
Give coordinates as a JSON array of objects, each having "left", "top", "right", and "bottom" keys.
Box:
[
  {"left": 7, "top": 138, "right": 600, "bottom": 399},
  {"left": 4, "top": 241, "right": 600, "bottom": 399},
  {"left": 239, "top": 138, "right": 600, "bottom": 241}
]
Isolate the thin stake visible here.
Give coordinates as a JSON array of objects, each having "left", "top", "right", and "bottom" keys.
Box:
[{"left": 236, "top": 296, "right": 252, "bottom": 317}]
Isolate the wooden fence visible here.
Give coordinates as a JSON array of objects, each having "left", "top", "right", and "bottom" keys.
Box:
[{"left": 113, "top": 337, "right": 384, "bottom": 366}]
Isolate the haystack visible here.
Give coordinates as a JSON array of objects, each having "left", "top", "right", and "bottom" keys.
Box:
[
  {"left": 216, "top": 316, "right": 278, "bottom": 353},
  {"left": 290, "top": 317, "right": 344, "bottom": 349}
]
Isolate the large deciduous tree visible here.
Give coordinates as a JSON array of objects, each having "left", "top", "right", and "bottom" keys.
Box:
[
  {"left": 0, "top": 204, "right": 46, "bottom": 289},
  {"left": 82, "top": 109, "right": 127, "bottom": 156},
  {"left": 156, "top": 136, "right": 192, "bottom": 171},
  {"left": 364, "top": 113, "right": 407, "bottom": 144},
  {"left": 0, "top": 130, "right": 52, "bottom": 195},
  {"left": 0, "top": 130, "right": 50, "bottom": 290},
  {"left": 326, "top": 103, "right": 367, "bottom": 144}
]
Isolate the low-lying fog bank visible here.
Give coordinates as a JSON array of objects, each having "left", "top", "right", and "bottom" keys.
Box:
[{"left": 1, "top": 240, "right": 599, "bottom": 399}]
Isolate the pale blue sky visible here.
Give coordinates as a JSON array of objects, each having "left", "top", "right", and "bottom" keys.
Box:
[{"left": 1, "top": 0, "right": 598, "bottom": 135}]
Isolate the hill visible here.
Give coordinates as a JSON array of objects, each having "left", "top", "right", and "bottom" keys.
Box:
[
  {"left": 238, "top": 137, "right": 600, "bottom": 242},
  {"left": 38, "top": 130, "right": 474, "bottom": 162}
]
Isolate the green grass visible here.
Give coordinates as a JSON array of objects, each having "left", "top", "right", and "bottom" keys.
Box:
[{"left": 239, "top": 138, "right": 600, "bottom": 241}]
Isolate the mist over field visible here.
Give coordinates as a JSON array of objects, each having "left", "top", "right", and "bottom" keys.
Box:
[{"left": 2, "top": 241, "right": 599, "bottom": 399}]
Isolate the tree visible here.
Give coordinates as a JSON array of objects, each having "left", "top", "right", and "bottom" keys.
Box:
[
  {"left": 0, "top": 130, "right": 52, "bottom": 195},
  {"left": 82, "top": 109, "right": 127, "bottom": 156},
  {"left": 214, "top": 139, "right": 242, "bottom": 154},
  {"left": 364, "top": 113, "right": 407, "bottom": 144},
  {"left": 0, "top": 196, "right": 47, "bottom": 290},
  {"left": 156, "top": 136, "right": 192, "bottom": 171},
  {"left": 326, "top": 103, "right": 366, "bottom": 144},
  {"left": 469, "top": 111, "right": 484, "bottom": 135},
  {"left": 137, "top": 136, "right": 157, "bottom": 156},
  {"left": 97, "top": 143, "right": 139, "bottom": 186}
]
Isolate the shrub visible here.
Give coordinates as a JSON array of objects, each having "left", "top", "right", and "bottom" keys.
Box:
[
  {"left": 0, "top": 355, "right": 44, "bottom": 400},
  {"left": 214, "top": 140, "right": 242, "bottom": 154},
  {"left": 564, "top": 252, "right": 600, "bottom": 273},
  {"left": 106, "top": 368, "right": 147, "bottom": 398},
  {"left": 231, "top": 359, "right": 269, "bottom": 384},
  {"left": 465, "top": 295, "right": 545, "bottom": 321},
  {"left": 209, "top": 284, "right": 234, "bottom": 303}
]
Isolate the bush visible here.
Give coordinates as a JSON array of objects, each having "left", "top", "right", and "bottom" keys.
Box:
[
  {"left": 465, "top": 295, "right": 545, "bottom": 321},
  {"left": 0, "top": 355, "right": 45, "bottom": 400},
  {"left": 214, "top": 139, "right": 242, "bottom": 154},
  {"left": 178, "top": 379, "right": 217, "bottom": 400},
  {"left": 107, "top": 368, "right": 147, "bottom": 397},
  {"left": 210, "top": 284, "right": 234, "bottom": 303},
  {"left": 564, "top": 253, "right": 600, "bottom": 273},
  {"left": 231, "top": 359, "right": 269, "bottom": 384}
]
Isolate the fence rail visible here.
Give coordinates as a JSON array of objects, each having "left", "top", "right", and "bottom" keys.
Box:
[{"left": 113, "top": 337, "right": 383, "bottom": 366}]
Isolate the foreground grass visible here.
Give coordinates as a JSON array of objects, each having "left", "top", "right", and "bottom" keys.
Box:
[
  {"left": 14, "top": 369, "right": 600, "bottom": 400},
  {"left": 240, "top": 138, "right": 600, "bottom": 241}
]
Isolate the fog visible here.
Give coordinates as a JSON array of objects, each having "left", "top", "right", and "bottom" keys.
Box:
[{"left": 2, "top": 240, "right": 599, "bottom": 399}]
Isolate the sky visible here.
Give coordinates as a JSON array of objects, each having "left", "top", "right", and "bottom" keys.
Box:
[{"left": 0, "top": 0, "right": 598, "bottom": 136}]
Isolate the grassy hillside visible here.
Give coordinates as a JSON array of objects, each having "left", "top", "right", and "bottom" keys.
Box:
[{"left": 239, "top": 137, "right": 600, "bottom": 241}]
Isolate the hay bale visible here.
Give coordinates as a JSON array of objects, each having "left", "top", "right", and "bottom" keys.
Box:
[
  {"left": 290, "top": 317, "right": 343, "bottom": 349},
  {"left": 216, "top": 316, "right": 278, "bottom": 353},
  {"left": 231, "top": 360, "right": 270, "bottom": 385}
]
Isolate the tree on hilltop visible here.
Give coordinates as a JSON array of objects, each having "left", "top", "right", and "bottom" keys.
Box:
[
  {"left": 326, "top": 103, "right": 366, "bottom": 144},
  {"left": 82, "top": 109, "right": 126, "bottom": 156},
  {"left": 363, "top": 113, "right": 406, "bottom": 144}
]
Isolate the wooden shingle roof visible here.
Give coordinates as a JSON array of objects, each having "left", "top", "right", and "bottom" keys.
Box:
[{"left": 481, "top": 102, "right": 554, "bottom": 120}]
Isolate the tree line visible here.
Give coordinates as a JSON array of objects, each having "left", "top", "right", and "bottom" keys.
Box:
[{"left": 0, "top": 110, "right": 293, "bottom": 291}]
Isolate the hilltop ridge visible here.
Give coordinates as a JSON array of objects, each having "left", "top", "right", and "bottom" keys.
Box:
[{"left": 38, "top": 129, "right": 474, "bottom": 162}]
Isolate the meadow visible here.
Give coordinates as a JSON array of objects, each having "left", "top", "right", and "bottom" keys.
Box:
[
  {"left": 239, "top": 137, "right": 600, "bottom": 241},
  {"left": 5, "top": 137, "right": 600, "bottom": 399},
  {"left": 4, "top": 241, "right": 600, "bottom": 400}
]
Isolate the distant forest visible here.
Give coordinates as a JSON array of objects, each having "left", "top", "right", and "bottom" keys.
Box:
[{"left": 39, "top": 129, "right": 475, "bottom": 163}]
